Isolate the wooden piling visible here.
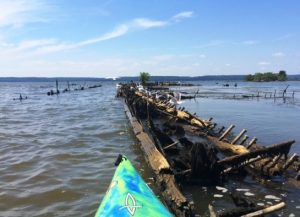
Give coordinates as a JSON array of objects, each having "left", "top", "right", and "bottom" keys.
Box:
[
  {"left": 264, "top": 154, "right": 281, "bottom": 170},
  {"left": 246, "top": 137, "right": 257, "bottom": 149},
  {"left": 218, "top": 126, "right": 225, "bottom": 134},
  {"left": 231, "top": 129, "right": 247, "bottom": 144},
  {"left": 281, "top": 153, "right": 298, "bottom": 172},
  {"left": 56, "top": 79, "right": 59, "bottom": 94},
  {"left": 219, "top": 124, "right": 235, "bottom": 141},
  {"left": 240, "top": 135, "right": 249, "bottom": 145}
]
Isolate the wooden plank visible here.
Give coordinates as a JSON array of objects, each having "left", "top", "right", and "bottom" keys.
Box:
[{"left": 123, "top": 100, "right": 193, "bottom": 216}]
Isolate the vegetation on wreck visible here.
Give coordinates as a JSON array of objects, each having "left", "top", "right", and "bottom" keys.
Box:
[
  {"left": 140, "top": 72, "right": 150, "bottom": 85},
  {"left": 245, "top": 70, "right": 287, "bottom": 82}
]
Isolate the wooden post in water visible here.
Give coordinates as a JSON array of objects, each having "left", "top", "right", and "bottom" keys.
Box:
[
  {"left": 219, "top": 124, "right": 235, "bottom": 141},
  {"left": 281, "top": 153, "right": 298, "bottom": 172},
  {"left": 283, "top": 84, "right": 289, "bottom": 99},
  {"left": 263, "top": 154, "right": 282, "bottom": 174},
  {"left": 218, "top": 126, "right": 225, "bottom": 134},
  {"left": 239, "top": 135, "right": 249, "bottom": 145},
  {"left": 231, "top": 129, "right": 247, "bottom": 144},
  {"left": 56, "top": 79, "right": 59, "bottom": 94},
  {"left": 246, "top": 137, "right": 257, "bottom": 149},
  {"left": 292, "top": 91, "right": 295, "bottom": 99},
  {"left": 210, "top": 123, "right": 217, "bottom": 130}
]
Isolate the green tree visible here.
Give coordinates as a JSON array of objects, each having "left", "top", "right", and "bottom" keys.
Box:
[
  {"left": 245, "top": 74, "right": 254, "bottom": 81},
  {"left": 140, "top": 72, "right": 150, "bottom": 85},
  {"left": 253, "top": 72, "right": 262, "bottom": 81},
  {"left": 278, "top": 70, "right": 287, "bottom": 81}
]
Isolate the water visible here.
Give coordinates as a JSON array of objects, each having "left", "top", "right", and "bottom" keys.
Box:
[{"left": 0, "top": 81, "right": 299, "bottom": 216}]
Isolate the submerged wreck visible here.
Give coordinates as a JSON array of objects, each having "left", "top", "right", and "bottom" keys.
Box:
[{"left": 117, "top": 83, "right": 299, "bottom": 216}]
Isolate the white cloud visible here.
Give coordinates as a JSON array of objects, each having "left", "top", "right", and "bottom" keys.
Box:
[
  {"left": 172, "top": 11, "right": 194, "bottom": 21},
  {"left": 225, "top": 63, "right": 231, "bottom": 66},
  {"left": 15, "top": 39, "right": 56, "bottom": 51},
  {"left": 133, "top": 18, "right": 167, "bottom": 29},
  {"left": 2, "top": 11, "right": 194, "bottom": 55},
  {"left": 258, "top": 61, "right": 271, "bottom": 65},
  {"left": 34, "top": 25, "right": 129, "bottom": 54},
  {"left": 272, "top": 52, "right": 285, "bottom": 57},
  {"left": 0, "top": 0, "right": 47, "bottom": 28}
]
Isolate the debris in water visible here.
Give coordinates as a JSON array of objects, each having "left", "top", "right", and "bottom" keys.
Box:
[
  {"left": 244, "top": 192, "right": 255, "bottom": 196},
  {"left": 236, "top": 188, "right": 250, "bottom": 192},
  {"left": 214, "top": 194, "right": 223, "bottom": 198},
  {"left": 265, "top": 195, "right": 281, "bottom": 200},
  {"left": 289, "top": 214, "right": 295, "bottom": 217},
  {"left": 216, "top": 186, "right": 228, "bottom": 193},
  {"left": 257, "top": 203, "right": 265, "bottom": 206}
]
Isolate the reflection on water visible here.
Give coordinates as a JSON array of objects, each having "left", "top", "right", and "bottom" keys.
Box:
[{"left": 0, "top": 81, "right": 299, "bottom": 216}]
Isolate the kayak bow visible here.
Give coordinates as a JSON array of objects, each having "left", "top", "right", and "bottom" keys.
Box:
[{"left": 95, "top": 155, "right": 173, "bottom": 217}]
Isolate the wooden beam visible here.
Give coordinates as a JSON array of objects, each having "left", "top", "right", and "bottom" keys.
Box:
[
  {"left": 163, "top": 141, "right": 179, "bottom": 150},
  {"left": 281, "top": 153, "right": 298, "bottom": 172},
  {"left": 246, "top": 137, "right": 257, "bottom": 149},
  {"left": 219, "top": 124, "right": 235, "bottom": 141},
  {"left": 240, "top": 135, "right": 249, "bottom": 145},
  {"left": 240, "top": 202, "right": 285, "bottom": 217},
  {"left": 231, "top": 129, "right": 247, "bottom": 144}
]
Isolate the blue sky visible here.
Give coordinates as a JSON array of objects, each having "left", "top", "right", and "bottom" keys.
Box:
[{"left": 0, "top": 0, "right": 299, "bottom": 77}]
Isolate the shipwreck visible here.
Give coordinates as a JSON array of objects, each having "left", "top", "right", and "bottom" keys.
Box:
[{"left": 117, "top": 83, "right": 299, "bottom": 217}]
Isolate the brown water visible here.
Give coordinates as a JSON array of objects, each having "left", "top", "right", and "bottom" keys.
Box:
[{"left": 0, "top": 81, "right": 300, "bottom": 216}]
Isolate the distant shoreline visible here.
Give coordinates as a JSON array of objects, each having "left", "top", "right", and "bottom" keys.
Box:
[{"left": 0, "top": 75, "right": 300, "bottom": 82}]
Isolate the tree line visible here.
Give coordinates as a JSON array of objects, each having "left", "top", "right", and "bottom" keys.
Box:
[{"left": 245, "top": 71, "right": 287, "bottom": 82}]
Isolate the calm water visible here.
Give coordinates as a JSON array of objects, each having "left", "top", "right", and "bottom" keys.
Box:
[{"left": 0, "top": 81, "right": 299, "bottom": 216}]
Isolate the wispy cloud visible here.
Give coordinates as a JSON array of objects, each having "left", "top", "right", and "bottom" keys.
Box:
[
  {"left": 35, "top": 25, "right": 129, "bottom": 54},
  {"left": 133, "top": 18, "right": 167, "bottom": 29},
  {"left": 272, "top": 52, "right": 285, "bottom": 57},
  {"left": 0, "top": 0, "right": 48, "bottom": 28},
  {"left": 172, "top": 11, "right": 194, "bottom": 21},
  {"left": 9, "top": 11, "right": 194, "bottom": 55}
]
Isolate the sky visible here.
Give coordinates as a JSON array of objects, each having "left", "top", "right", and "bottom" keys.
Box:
[{"left": 0, "top": 0, "right": 299, "bottom": 77}]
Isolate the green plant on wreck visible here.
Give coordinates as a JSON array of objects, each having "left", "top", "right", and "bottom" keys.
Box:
[{"left": 140, "top": 72, "right": 150, "bottom": 85}]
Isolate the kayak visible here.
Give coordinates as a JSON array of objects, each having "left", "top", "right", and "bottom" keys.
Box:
[{"left": 95, "top": 155, "right": 173, "bottom": 217}]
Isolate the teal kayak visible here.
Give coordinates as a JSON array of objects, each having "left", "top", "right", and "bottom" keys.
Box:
[{"left": 95, "top": 155, "right": 173, "bottom": 217}]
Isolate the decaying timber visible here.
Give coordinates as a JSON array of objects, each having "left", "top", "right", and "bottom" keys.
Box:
[
  {"left": 123, "top": 98, "right": 194, "bottom": 216},
  {"left": 117, "top": 83, "right": 298, "bottom": 216}
]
